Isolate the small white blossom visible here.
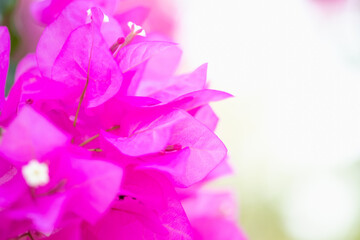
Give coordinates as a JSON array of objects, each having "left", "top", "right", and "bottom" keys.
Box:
[{"left": 22, "top": 160, "right": 49, "bottom": 188}]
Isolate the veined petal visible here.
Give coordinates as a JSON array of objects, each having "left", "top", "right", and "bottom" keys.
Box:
[
  {"left": 52, "top": 23, "right": 122, "bottom": 107},
  {"left": 67, "top": 158, "right": 123, "bottom": 224},
  {"left": 0, "top": 107, "right": 68, "bottom": 165},
  {"left": 116, "top": 41, "right": 177, "bottom": 73}
]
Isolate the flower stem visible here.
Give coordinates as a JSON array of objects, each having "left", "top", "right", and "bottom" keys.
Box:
[
  {"left": 79, "top": 133, "right": 99, "bottom": 147},
  {"left": 73, "top": 76, "right": 89, "bottom": 128},
  {"left": 88, "top": 148, "right": 103, "bottom": 152},
  {"left": 73, "top": 30, "right": 94, "bottom": 128},
  {"left": 79, "top": 125, "right": 120, "bottom": 147}
]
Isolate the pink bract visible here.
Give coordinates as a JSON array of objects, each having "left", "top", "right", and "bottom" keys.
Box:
[{"left": 0, "top": 1, "right": 245, "bottom": 239}]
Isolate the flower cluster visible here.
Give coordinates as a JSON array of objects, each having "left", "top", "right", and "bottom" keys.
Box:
[{"left": 0, "top": 0, "right": 246, "bottom": 239}]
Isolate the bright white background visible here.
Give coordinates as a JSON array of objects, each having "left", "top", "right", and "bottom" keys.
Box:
[{"left": 176, "top": 0, "right": 360, "bottom": 239}]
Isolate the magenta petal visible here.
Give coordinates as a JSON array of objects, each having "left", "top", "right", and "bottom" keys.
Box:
[
  {"left": 93, "top": 0, "right": 118, "bottom": 13},
  {"left": 204, "top": 158, "right": 233, "bottom": 181},
  {"left": 67, "top": 158, "right": 123, "bottom": 224},
  {"left": 52, "top": 24, "right": 122, "bottom": 107},
  {"left": 189, "top": 105, "right": 219, "bottom": 131},
  {"left": 36, "top": 2, "right": 92, "bottom": 79},
  {"left": 6, "top": 194, "right": 67, "bottom": 235},
  {"left": 88, "top": 7, "right": 105, "bottom": 27},
  {"left": 114, "top": 6, "right": 150, "bottom": 35},
  {"left": 100, "top": 15, "right": 124, "bottom": 47},
  {"left": 83, "top": 169, "right": 193, "bottom": 239},
  {"left": 102, "top": 105, "right": 227, "bottom": 186},
  {"left": 143, "top": 64, "right": 208, "bottom": 102},
  {"left": 138, "top": 148, "right": 190, "bottom": 186},
  {"left": 183, "top": 192, "right": 238, "bottom": 220},
  {"left": 102, "top": 128, "right": 170, "bottom": 157},
  {"left": 0, "top": 77, "right": 24, "bottom": 126},
  {"left": 83, "top": 197, "right": 168, "bottom": 240},
  {"left": 31, "top": 0, "right": 74, "bottom": 25},
  {"left": 101, "top": 111, "right": 182, "bottom": 156},
  {"left": 166, "top": 110, "right": 227, "bottom": 186},
  {"left": 116, "top": 41, "right": 177, "bottom": 73},
  {"left": 43, "top": 221, "right": 82, "bottom": 240},
  {"left": 141, "top": 38, "right": 182, "bottom": 82},
  {"left": 0, "top": 26, "right": 10, "bottom": 110},
  {"left": 192, "top": 217, "right": 247, "bottom": 240},
  {"left": 22, "top": 195, "right": 66, "bottom": 234},
  {"left": 183, "top": 192, "right": 247, "bottom": 240},
  {"left": 36, "top": 1, "right": 122, "bottom": 78},
  {"left": 125, "top": 170, "right": 193, "bottom": 239},
  {"left": 0, "top": 158, "right": 26, "bottom": 207},
  {"left": 14, "top": 54, "right": 38, "bottom": 83},
  {"left": 128, "top": 109, "right": 227, "bottom": 187},
  {"left": 0, "top": 107, "right": 68, "bottom": 164},
  {"left": 169, "top": 89, "right": 233, "bottom": 111}
]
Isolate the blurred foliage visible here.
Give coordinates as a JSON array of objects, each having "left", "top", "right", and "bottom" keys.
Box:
[
  {"left": 210, "top": 175, "right": 291, "bottom": 239},
  {"left": 0, "top": 0, "right": 21, "bottom": 55},
  {"left": 240, "top": 199, "right": 290, "bottom": 240},
  {"left": 0, "top": 0, "right": 20, "bottom": 95}
]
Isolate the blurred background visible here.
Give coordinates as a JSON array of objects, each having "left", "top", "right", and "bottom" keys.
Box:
[
  {"left": 177, "top": 0, "right": 360, "bottom": 239},
  {"left": 2, "top": 0, "right": 360, "bottom": 239}
]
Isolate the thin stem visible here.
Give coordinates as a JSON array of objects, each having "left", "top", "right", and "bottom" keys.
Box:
[
  {"left": 73, "top": 30, "right": 94, "bottom": 128},
  {"left": 79, "top": 133, "right": 100, "bottom": 147},
  {"left": 73, "top": 78, "right": 89, "bottom": 127},
  {"left": 88, "top": 148, "right": 103, "bottom": 152},
  {"left": 79, "top": 125, "right": 120, "bottom": 147}
]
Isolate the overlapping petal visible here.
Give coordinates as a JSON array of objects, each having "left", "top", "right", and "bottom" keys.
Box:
[{"left": 52, "top": 22, "right": 122, "bottom": 107}]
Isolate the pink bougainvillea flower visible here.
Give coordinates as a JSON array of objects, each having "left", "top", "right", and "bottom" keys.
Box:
[
  {"left": 82, "top": 167, "right": 193, "bottom": 240},
  {"left": 182, "top": 192, "right": 247, "bottom": 240},
  {"left": 25, "top": 5, "right": 123, "bottom": 129},
  {"left": 0, "top": 0, "right": 246, "bottom": 238},
  {"left": 0, "top": 107, "right": 123, "bottom": 238}
]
